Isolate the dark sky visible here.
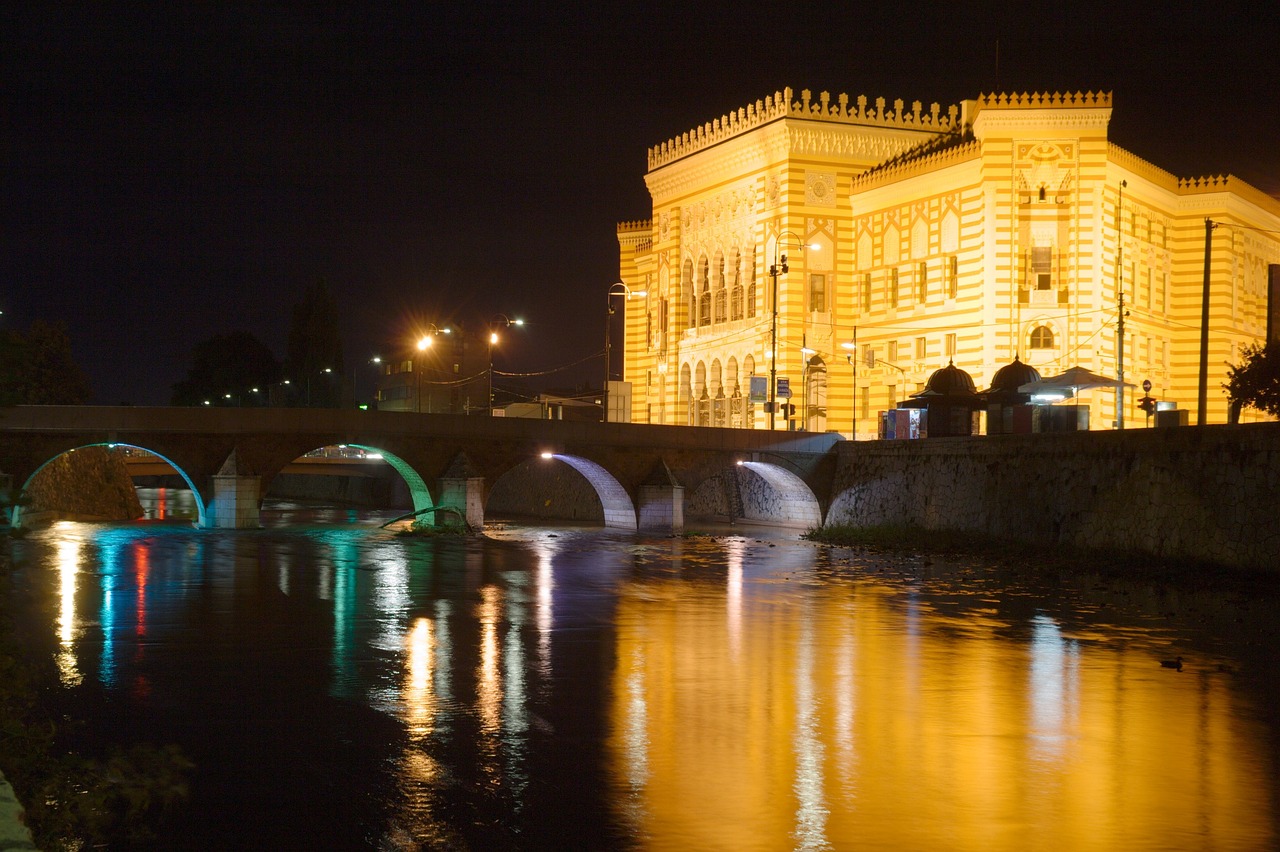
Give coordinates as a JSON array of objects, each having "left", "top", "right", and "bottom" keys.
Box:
[{"left": 3, "top": 2, "right": 1277, "bottom": 405}]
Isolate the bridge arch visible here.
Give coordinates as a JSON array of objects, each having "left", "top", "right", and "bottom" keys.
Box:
[
  {"left": 540, "top": 454, "right": 637, "bottom": 530},
  {"left": 264, "top": 443, "right": 437, "bottom": 525},
  {"left": 726, "top": 461, "right": 822, "bottom": 528},
  {"left": 9, "top": 442, "right": 208, "bottom": 529}
]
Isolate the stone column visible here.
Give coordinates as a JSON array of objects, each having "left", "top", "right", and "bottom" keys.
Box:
[
  {"left": 207, "top": 474, "right": 261, "bottom": 529},
  {"left": 636, "top": 459, "right": 684, "bottom": 533},
  {"left": 436, "top": 475, "right": 485, "bottom": 529}
]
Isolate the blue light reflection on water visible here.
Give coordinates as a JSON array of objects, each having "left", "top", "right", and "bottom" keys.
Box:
[{"left": 8, "top": 516, "right": 1279, "bottom": 850}]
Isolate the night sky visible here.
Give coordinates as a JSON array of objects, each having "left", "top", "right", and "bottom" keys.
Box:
[{"left": 4, "top": 3, "right": 1277, "bottom": 405}]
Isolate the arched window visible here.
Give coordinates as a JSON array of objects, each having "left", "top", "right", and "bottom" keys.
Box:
[
  {"left": 698, "top": 256, "right": 711, "bottom": 327},
  {"left": 713, "top": 251, "right": 727, "bottom": 323},
  {"left": 1030, "top": 325, "right": 1055, "bottom": 349},
  {"left": 730, "top": 248, "right": 744, "bottom": 320}
]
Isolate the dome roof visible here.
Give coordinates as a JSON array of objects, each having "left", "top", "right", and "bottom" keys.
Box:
[
  {"left": 911, "top": 361, "right": 978, "bottom": 398},
  {"left": 987, "top": 356, "right": 1041, "bottom": 394}
]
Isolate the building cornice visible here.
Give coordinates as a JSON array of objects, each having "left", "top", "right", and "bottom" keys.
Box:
[{"left": 647, "top": 87, "right": 963, "bottom": 172}]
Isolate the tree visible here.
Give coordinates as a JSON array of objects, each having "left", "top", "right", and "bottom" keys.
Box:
[
  {"left": 284, "top": 279, "right": 345, "bottom": 407},
  {"left": 170, "top": 331, "right": 281, "bottom": 407},
  {"left": 0, "top": 320, "right": 92, "bottom": 405},
  {"left": 1224, "top": 342, "right": 1280, "bottom": 421}
]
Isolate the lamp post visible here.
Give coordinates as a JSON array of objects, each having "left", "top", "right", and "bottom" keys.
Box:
[
  {"left": 414, "top": 325, "right": 449, "bottom": 413},
  {"left": 488, "top": 314, "right": 524, "bottom": 416},
  {"left": 768, "top": 231, "right": 814, "bottom": 430},
  {"left": 842, "top": 329, "right": 857, "bottom": 439},
  {"left": 800, "top": 337, "right": 817, "bottom": 430},
  {"left": 306, "top": 368, "right": 332, "bottom": 407},
  {"left": 605, "top": 283, "right": 646, "bottom": 423}
]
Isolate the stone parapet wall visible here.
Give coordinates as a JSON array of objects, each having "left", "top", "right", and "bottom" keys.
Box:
[{"left": 826, "top": 423, "right": 1280, "bottom": 571}]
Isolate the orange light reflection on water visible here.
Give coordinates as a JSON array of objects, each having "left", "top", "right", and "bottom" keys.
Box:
[{"left": 609, "top": 578, "right": 1273, "bottom": 851}]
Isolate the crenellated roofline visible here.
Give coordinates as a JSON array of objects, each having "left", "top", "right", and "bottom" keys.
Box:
[{"left": 647, "top": 87, "right": 963, "bottom": 172}]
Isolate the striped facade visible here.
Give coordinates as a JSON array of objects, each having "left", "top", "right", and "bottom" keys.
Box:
[{"left": 617, "top": 88, "right": 1280, "bottom": 435}]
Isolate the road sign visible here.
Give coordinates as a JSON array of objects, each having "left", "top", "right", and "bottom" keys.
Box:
[
  {"left": 777, "top": 377, "right": 792, "bottom": 399},
  {"left": 749, "top": 376, "right": 767, "bottom": 403},
  {"left": 1142, "top": 379, "right": 1152, "bottom": 392}
]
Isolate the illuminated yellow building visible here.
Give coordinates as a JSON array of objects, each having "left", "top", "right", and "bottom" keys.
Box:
[{"left": 617, "top": 88, "right": 1280, "bottom": 434}]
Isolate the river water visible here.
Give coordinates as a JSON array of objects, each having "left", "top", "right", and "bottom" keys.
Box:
[{"left": 5, "top": 488, "right": 1278, "bottom": 850}]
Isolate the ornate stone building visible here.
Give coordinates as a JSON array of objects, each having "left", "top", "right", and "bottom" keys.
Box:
[{"left": 616, "top": 87, "right": 1280, "bottom": 434}]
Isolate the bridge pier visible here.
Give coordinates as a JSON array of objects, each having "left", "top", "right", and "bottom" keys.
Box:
[
  {"left": 437, "top": 474, "right": 485, "bottom": 529},
  {"left": 207, "top": 474, "right": 261, "bottom": 529},
  {"left": 636, "top": 460, "right": 684, "bottom": 533},
  {"left": 637, "top": 483, "right": 684, "bottom": 532}
]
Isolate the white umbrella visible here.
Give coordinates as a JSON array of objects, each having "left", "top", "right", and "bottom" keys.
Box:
[{"left": 1018, "top": 366, "right": 1136, "bottom": 397}]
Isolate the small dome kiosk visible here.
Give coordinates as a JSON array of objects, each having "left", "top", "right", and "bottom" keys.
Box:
[
  {"left": 901, "top": 361, "right": 983, "bottom": 437},
  {"left": 981, "top": 357, "right": 1041, "bottom": 435}
]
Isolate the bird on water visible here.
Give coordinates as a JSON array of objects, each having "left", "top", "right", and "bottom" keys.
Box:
[{"left": 1160, "top": 656, "right": 1184, "bottom": 671}]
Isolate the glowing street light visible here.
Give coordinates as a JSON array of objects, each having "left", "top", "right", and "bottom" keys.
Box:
[
  {"left": 605, "top": 283, "right": 646, "bottom": 423},
  {"left": 415, "top": 325, "right": 449, "bottom": 412},
  {"left": 488, "top": 314, "right": 524, "bottom": 416},
  {"left": 768, "top": 232, "right": 819, "bottom": 430}
]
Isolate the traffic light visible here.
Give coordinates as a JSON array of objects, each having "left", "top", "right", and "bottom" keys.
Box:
[{"left": 1138, "top": 395, "right": 1156, "bottom": 414}]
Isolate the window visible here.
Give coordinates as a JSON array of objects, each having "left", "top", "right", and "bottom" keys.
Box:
[
  {"left": 890, "top": 268, "right": 899, "bottom": 307},
  {"left": 698, "top": 257, "right": 711, "bottom": 327},
  {"left": 947, "top": 256, "right": 958, "bottom": 298},
  {"left": 888, "top": 340, "right": 899, "bottom": 362},
  {"left": 1030, "top": 325, "right": 1054, "bottom": 349},
  {"left": 862, "top": 273, "right": 872, "bottom": 312},
  {"left": 915, "top": 337, "right": 926, "bottom": 360},
  {"left": 917, "top": 262, "right": 928, "bottom": 303},
  {"left": 945, "top": 333, "right": 956, "bottom": 358},
  {"left": 1032, "top": 246, "right": 1052, "bottom": 290},
  {"left": 1145, "top": 267, "right": 1153, "bottom": 309},
  {"left": 809, "top": 273, "right": 826, "bottom": 312}
]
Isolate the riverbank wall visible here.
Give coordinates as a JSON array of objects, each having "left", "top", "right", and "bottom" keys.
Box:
[{"left": 826, "top": 422, "right": 1278, "bottom": 571}]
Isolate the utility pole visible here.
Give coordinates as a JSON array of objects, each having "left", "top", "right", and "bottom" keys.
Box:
[
  {"left": 1197, "top": 218, "right": 1217, "bottom": 424},
  {"left": 1115, "top": 180, "right": 1126, "bottom": 430}
]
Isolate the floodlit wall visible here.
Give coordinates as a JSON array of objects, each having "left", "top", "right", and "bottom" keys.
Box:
[{"left": 826, "top": 423, "right": 1280, "bottom": 571}]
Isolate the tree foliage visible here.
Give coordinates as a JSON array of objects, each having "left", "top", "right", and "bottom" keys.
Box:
[
  {"left": 170, "top": 331, "right": 281, "bottom": 406},
  {"left": 284, "top": 278, "right": 345, "bottom": 407},
  {"left": 0, "top": 320, "right": 92, "bottom": 405},
  {"left": 1224, "top": 342, "right": 1280, "bottom": 420}
]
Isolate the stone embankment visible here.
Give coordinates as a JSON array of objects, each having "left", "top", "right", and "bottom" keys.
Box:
[{"left": 826, "top": 422, "right": 1279, "bottom": 571}]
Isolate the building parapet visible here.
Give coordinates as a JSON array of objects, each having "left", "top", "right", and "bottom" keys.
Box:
[
  {"left": 1109, "top": 143, "right": 1180, "bottom": 190},
  {"left": 850, "top": 138, "right": 981, "bottom": 193},
  {"left": 973, "top": 90, "right": 1112, "bottom": 110},
  {"left": 616, "top": 219, "right": 653, "bottom": 253},
  {"left": 1176, "top": 174, "right": 1280, "bottom": 216},
  {"left": 648, "top": 87, "right": 963, "bottom": 172}
]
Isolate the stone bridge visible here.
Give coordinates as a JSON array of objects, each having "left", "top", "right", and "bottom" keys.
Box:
[{"left": 0, "top": 406, "right": 841, "bottom": 531}]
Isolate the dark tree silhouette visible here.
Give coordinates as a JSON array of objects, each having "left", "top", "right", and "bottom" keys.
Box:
[
  {"left": 170, "top": 331, "right": 281, "bottom": 407},
  {"left": 1224, "top": 342, "right": 1280, "bottom": 422},
  {"left": 284, "top": 279, "right": 345, "bottom": 407},
  {"left": 0, "top": 320, "right": 92, "bottom": 405}
]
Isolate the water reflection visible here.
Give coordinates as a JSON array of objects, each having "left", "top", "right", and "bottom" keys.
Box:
[
  {"left": 609, "top": 554, "right": 1273, "bottom": 851},
  {"left": 11, "top": 521, "right": 1278, "bottom": 850}
]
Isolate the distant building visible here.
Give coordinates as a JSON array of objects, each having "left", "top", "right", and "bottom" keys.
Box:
[
  {"left": 617, "top": 88, "right": 1280, "bottom": 434},
  {"left": 374, "top": 328, "right": 490, "bottom": 414}
]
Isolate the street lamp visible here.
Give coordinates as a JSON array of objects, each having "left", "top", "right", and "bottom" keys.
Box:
[
  {"left": 306, "top": 368, "right": 332, "bottom": 407},
  {"left": 800, "top": 339, "right": 817, "bottom": 429},
  {"left": 768, "top": 232, "right": 817, "bottom": 430},
  {"left": 488, "top": 314, "right": 524, "bottom": 416},
  {"left": 414, "top": 325, "right": 449, "bottom": 413},
  {"left": 605, "top": 283, "right": 647, "bottom": 423},
  {"left": 842, "top": 332, "right": 858, "bottom": 439}
]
